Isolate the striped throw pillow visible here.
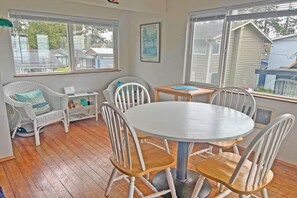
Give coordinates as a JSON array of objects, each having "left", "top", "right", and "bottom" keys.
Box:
[{"left": 15, "top": 89, "right": 51, "bottom": 116}]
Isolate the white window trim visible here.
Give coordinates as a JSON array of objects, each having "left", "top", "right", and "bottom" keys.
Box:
[{"left": 9, "top": 10, "right": 120, "bottom": 76}]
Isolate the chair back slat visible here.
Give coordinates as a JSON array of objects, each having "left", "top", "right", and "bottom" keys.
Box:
[
  {"left": 101, "top": 102, "right": 146, "bottom": 171},
  {"left": 229, "top": 114, "right": 295, "bottom": 189},
  {"left": 115, "top": 83, "right": 151, "bottom": 113},
  {"left": 210, "top": 87, "right": 256, "bottom": 118}
]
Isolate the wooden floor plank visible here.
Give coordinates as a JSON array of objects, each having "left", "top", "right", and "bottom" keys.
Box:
[{"left": 0, "top": 116, "right": 296, "bottom": 198}]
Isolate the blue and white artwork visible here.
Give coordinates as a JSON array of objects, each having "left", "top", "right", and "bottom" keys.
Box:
[{"left": 140, "top": 23, "right": 160, "bottom": 62}]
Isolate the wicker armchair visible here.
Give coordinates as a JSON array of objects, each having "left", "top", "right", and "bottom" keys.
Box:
[
  {"left": 3, "top": 81, "right": 69, "bottom": 146},
  {"left": 103, "top": 76, "right": 151, "bottom": 103}
]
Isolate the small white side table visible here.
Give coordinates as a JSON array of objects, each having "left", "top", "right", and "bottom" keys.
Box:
[{"left": 67, "top": 92, "right": 99, "bottom": 125}]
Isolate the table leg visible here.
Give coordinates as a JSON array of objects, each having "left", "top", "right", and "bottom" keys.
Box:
[
  {"left": 176, "top": 142, "right": 189, "bottom": 180},
  {"left": 186, "top": 95, "right": 192, "bottom": 102},
  {"left": 151, "top": 141, "right": 211, "bottom": 198},
  {"left": 154, "top": 90, "right": 159, "bottom": 102},
  {"left": 174, "top": 95, "right": 179, "bottom": 101}
]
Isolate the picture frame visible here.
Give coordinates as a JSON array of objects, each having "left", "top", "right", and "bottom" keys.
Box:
[
  {"left": 254, "top": 106, "right": 276, "bottom": 129},
  {"left": 140, "top": 22, "right": 161, "bottom": 63}
]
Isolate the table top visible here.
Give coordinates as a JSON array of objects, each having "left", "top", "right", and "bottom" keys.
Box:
[
  {"left": 125, "top": 101, "right": 254, "bottom": 143},
  {"left": 154, "top": 85, "right": 214, "bottom": 96}
]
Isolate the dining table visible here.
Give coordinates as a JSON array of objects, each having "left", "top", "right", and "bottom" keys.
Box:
[{"left": 124, "top": 101, "right": 255, "bottom": 198}]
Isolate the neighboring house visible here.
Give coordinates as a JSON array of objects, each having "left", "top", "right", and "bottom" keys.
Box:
[
  {"left": 255, "top": 34, "right": 297, "bottom": 90},
  {"left": 83, "top": 47, "right": 114, "bottom": 69},
  {"left": 191, "top": 21, "right": 272, "bottom": 88}
]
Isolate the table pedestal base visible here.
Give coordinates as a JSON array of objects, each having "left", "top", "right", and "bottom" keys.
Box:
[{"left": 152, "top": 168, "right": 211, "bottom": 198}]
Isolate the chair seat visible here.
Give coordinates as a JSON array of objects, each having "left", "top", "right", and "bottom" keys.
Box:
[
  {"left": 136, "top": 130, "right": 152, "bottom": 139},
  {"left": 196, "top": 152, "right": 274, "bottom": 194},
  {"left": 36, "top": 110, "right": 64, "bottom": 126},
  {"left": 110, "top": 143, "right": 175, "bottom": 177},
  {"left": 209, "top": 137, "right": 243, "bottom": 149}
]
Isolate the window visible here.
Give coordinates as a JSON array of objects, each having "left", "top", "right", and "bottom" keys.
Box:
[
  {"left": 212, "top": 39, "right": 221, "bottom": 55},
  {"left": 10, "top": 10, "right": 119, "bottom": 75},
  {"left": 193, "top": 39, "right": 207, "bottom": 54},
  {"left": 186, "top": 2, "right": 297, "bottom": 99},
  {"left": 189, "top": 19, "right": 224, "bottom": 85}
]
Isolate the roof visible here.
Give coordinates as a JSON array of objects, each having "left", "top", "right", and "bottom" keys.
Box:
[
  {"left": 213, "top": 21, "right": 272, "bottom": 43},
  {"left": 272, "top": 33, "right": 297, "bottom": 41},
  {"left": 87, "top": 48, "right": 113, "bottom": 55}
]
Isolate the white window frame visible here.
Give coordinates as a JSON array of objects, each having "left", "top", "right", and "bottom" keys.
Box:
[
  {"left": 184, "top": 0, "right": 297, "bottom": 92},
  {"left": 9, "top": 10, "right": 119, "bottom": 76}
]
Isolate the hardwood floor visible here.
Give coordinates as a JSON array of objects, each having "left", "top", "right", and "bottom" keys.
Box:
[{"left": 1, "top": 117, "right": 297, "bottom": 198}]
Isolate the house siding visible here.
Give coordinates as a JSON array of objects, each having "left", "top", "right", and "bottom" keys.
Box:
[{"left": 233, "top": 25, "right": 263, "bottom": 88}]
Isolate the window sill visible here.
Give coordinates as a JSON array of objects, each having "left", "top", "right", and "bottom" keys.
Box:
[
  {"left": 188, "top": 83, "right": 297, "bottom": 104},
  {"left": 14, "top": 68, "right": 121, "bottom": 77}
]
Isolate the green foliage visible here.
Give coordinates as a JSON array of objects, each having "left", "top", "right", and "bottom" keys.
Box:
[
  {"left": 255, "top": 86, "right": 273, "bottom": 94},
  {"left": 27, "top": 22, "right": 67, "bottom": 49}
]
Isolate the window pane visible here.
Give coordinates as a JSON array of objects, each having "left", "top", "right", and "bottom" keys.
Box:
[
  {"left": 72, "top": 24, "right": 114, "bottom": 70},
  {"left": 190, "top": 20, "right": 224, "bottom": 85},
  {"left": 11, "top": 19, "right": 70, "bottom": 74},
  {"left": 224, "top": 15, "right": 297, "bottom": 99}
]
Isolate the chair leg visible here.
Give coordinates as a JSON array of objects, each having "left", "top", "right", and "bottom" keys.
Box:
[
  {"left": 191, "top": 175, "right": 205, "bottom": 198},
  {"left": 165, "top": 168, "right": 177, "bottom": 198},
  {"left": 34, "top": 120, "right": 40, "bottom": 146},
  {"left": 105, "top": 168, "right": 117, "bottom": 196},
  {"left": 239, "top": 195, "right": 247, "bottom": 198},
  {"left": 163, "top": 139, "right": 170, "bottom": 154},
  {"left": 209, "top": 145, "right": 213, "bottom": 153},
  {"left": 261, "top": 188, "right": 268, "bottom": 198},
  {"left": 219, "top": 148, "right": 223, "bottom": 154},
  {"left": 128, "top": 177, "right": 135, "bottom": 198},
  {"left": 63, "top": 111, "right": 69, "bottom": 133},
  {"left": 233, "top": 144, "right": 240, "bottom": 155},
  {"left": 188, "top": 143, "right": 194, "bottom": 156}
]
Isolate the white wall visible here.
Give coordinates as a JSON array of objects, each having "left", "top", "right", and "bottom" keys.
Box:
[
  {"left": 0, "top": 0, "right": 137, "bottom": 104},
  {"left": 0, "top": 74, "right": 13, "bottom": 159},
  {"left": 129, "top": 0, "right": 297, "bottom": 165}
]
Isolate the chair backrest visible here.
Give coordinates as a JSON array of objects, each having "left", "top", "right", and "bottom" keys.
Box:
[
  {"left": 210, "top": 87, "right": 256, "bottom": 117},
  {"left": 100, "top": 102, "right": 146, "bottom": 171},
  {"left": 114, "top": 82, "right": 151, "bottom": 113},
  {"left": 103, "top": 76, "right": 151, "bottom": 104},
  {"left": 229, "top": 114, "right": 295, "bottom": 188}
]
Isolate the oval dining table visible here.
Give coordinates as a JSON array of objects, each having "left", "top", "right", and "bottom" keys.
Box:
[{"left": 124, "top": 101, "right": 255, "bottom": 198}]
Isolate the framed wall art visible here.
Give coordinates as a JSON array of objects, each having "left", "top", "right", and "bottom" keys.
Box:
[{"left": 140, "top": 22, "right": 161, "bottom": 63}]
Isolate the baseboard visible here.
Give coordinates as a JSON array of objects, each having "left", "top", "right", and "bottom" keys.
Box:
[{"left": 0, "top": 155, "right": 15, "bottom": 163}]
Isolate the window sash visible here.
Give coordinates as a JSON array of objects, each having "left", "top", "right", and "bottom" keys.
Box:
[{"left": 10, "top": 10, "right": 119, "bottom": 75}]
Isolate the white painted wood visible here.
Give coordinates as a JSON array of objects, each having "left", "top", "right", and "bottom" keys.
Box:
[
  {"left": 230, "top": 114, "right": 295, "bottom": 187},
  {"left": 165, "top": 168, "right": 177, "bottom": 198},
  {"left": 191, "top": 175, "right": 205, "bottom": 198},
  {"left": 67, "top": 91, "right": 99, "bottom": 124},
  {"left": 115, "top": 82, "right": 169, "bottom": 153},
  {"left": 125, "top": 101, "right": 254, "bottom": 142},
  {"left": 261, "top": 188, "right": 268, "bottom": 198},
  {"left": 191, "top": 114, "right": 295, "bottom": 198},
  {"left": 101, "top": 102, "right": 177, "bottom": 197},
  {"left": 114, "top": 83, "right": 151, "bottom": 112},
  {"left": 191, "top": 87, "right": 256, "bottom": 157},
  {"left": 105, "top": 168, "right": 117, "bottom": 196},
  {"left": 128, "top": 177, "right": 135, "bottom": 198}
]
